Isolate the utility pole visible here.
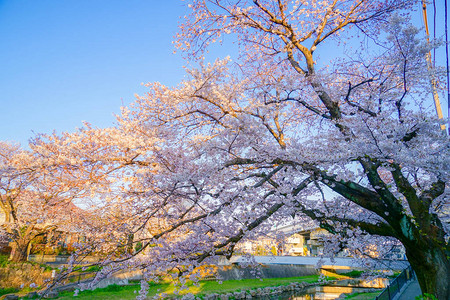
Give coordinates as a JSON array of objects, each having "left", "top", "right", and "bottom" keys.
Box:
[{"left": 422, "top": 0, "right": 446, "bottom": 131}]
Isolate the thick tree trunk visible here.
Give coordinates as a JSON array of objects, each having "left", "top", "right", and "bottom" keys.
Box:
[
  {"left": 9, "top": 240, "right": 31, "bottom": 263},
  {"left": 404, "top": 242, "right": 450, "bottom": 300},
  {"left": 127, "top": 233, "right": 134, "bottom": 254}
]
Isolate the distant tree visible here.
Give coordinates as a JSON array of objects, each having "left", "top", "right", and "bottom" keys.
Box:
[
  {"left": 0, "top": 142, "right": 80, "bottom": 262},
  {"left": 0, "top": 124, "right": 155, "bottom": 263}
]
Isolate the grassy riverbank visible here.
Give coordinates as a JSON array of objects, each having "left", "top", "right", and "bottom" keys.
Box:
[
  {"left": 55, "top": 275, "right": 322, "bottom": 299},
  {"left": 343, "top": 291, "right": 382, "bottom": 299}
]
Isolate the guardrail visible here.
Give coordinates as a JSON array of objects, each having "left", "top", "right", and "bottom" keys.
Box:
[{"left": 375, "top": 265, "right": 415, "bottom": 300}]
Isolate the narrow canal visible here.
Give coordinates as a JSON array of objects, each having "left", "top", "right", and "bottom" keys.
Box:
[
  {"left": 260, "top": 286, "right": 378, "bottom": 299},
  {"left": 254, "top": 280, "right": 383, "bottom": 299}
]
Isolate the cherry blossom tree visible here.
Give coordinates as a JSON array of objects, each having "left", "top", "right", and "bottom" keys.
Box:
[
  {"left": 4, "top": 1, "right": 447, "bottom": 299},
  {"left": 0, "top": 123, "right": 156, "bottom": 263},
  {"left": 0, "top": 142, "right": 79, "bottom": 262},
  {"left": 110, "top": 0, "right": 448, "bottom": 298}
]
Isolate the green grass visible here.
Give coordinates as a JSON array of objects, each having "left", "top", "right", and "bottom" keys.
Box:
[
  {"left": 80, "top": 265, "right": 101, "bottom": 272},
  {"left": 344, "top": 291, "right": 380, "bottom": 300},
  {"left": 56, "top": 284, "right": 150, "bottom": 300},
  {"left": 180, "top": 275, "right": 320, "bottom": 297},
  {"left": 0, "top": 287, "right": 20, "bottom": 296},
  {"left": 340, "top": 270, "right": 365, "bottom": 278},
  {"left": 55, "top": 275, "right": 321, "bottom": 299},
  {"left": 0, "top": 254, "right": 10, "bottom": 267}
]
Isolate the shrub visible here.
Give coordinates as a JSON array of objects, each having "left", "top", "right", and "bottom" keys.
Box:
[{"left": 0, "top": 287, "right": 19, "bottom": 296}]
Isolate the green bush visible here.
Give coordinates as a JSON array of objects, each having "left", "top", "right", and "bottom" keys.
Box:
[
  {"left": 134, "top": 242, "right": 143, "bottom": 252},
  {"left": 415, "top": 293, "right": 438, "bottom": 300},
  {"left": 0, "top": 287, "right": 19, "bottom": 296},
  {"left": 0, "top": 254, "right": 10, "bottom": 267}
]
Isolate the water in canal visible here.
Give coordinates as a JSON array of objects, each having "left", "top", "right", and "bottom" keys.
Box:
[{"left": 254, "top": 284, "right": 381, "bottom": 299}]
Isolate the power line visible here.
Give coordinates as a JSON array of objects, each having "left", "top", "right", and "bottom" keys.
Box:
[{"left": 445, "top": 0, "right": 450, "bottom": 133}]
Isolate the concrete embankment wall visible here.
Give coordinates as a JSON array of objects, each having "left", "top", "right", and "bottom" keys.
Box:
[
  {"left": 218, "top": 264, "right": 319, "bottom": 280},
  {"left": 77, "top": 264, "right": 318, "bottom": 288},
  {"left": 28, "top": 255, "right": 100, "bottom": 265}
]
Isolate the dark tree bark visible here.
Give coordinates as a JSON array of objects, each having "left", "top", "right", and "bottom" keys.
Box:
[
  {"left": 405, "top": 243, "right": 450, "bottom": 300},
  {"left": 9, "top": 239, "right": 31, "bottom": 263},
  {"left": 313, "top": 164, "right": 450, "bottom": 299}
]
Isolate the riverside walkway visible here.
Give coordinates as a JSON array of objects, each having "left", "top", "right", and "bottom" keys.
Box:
[{"left": 397, "top": 279, "right": 422, "bottom": 300}]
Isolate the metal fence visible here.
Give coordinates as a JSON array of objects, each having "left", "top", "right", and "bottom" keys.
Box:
[{"left": 375, "top": 265, "right": 415, "bottom": 300}]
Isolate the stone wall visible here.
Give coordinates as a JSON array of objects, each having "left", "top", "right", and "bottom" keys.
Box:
[{"left": 0, "top": 263, "right": 52, "bottom": 289}]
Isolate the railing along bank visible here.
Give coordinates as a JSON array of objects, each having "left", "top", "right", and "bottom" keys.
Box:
[{"left": 375, "top": 265, "right": 415, "bottom": 300}]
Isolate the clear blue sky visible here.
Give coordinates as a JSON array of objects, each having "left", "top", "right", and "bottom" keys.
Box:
[
  {"left": 0, "top": 1, "right": 189, "bottom": 145},
  {"left": 0, "top": 1, "right": 448, "bottom": 146}
]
